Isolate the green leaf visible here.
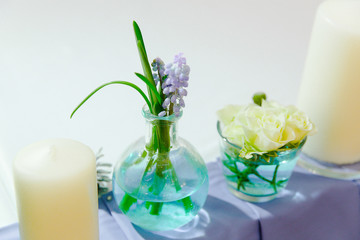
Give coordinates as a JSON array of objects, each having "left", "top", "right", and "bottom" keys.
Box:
[
  {"left": 70, "top": 81, "right": 153, "bottom": 118},
  {"left": 276, "top": 179, "right": 288, "bottom": 186},
  {"left": 136, "top": 41, "right": 159, "bottom": 105},
  {"left": 133, "top": 22, "right": 160, "bottom": 113},
  {"left": 135, "top": 73, "right": 162, "bottom": 103},
  {"left": 133, "top": 21, "right": 148, "bottom": 59}
]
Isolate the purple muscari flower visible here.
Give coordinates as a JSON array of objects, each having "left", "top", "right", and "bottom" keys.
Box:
[
  {"left": 159, "top": 53, "right": 190, "bottom": 117},
  {"left": 152, "top": 73, "right": 159, "bottom": 85},
  {"left": 151, "top": 58, "right": 166, "bottom": 86}
]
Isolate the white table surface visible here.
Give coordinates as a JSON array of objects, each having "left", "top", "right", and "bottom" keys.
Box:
[{"left": 0, "top": 0, "right": 325, "bottom": 228}]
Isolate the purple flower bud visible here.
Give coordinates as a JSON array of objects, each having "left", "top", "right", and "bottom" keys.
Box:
[
  {"left": 179, "top": 98, "right": 185, "bottom": 107},
  {"left": 174, "top": 53, "right": 186, "bottom": 66},
  {"left": 175, "top": 68, "right": 181, "bottom": 76},
  {"left": 169, "top": 86, "right": 176, "bottom": 93},
  {"left": 165, "top": 78, "right": 172, "bottom": 85},
  {"left": 158, "top": 111, "right": 166, "bottom": 117},
  {"left": 173, "top": 82, "right": 180, "bottom": 88},
  {"left": 173, "top": 105, "right": 180, "bottom": 113},
  {"left": 163, "top": 98, "right": 170, "bottom": 108},
  {"left": 178, "top": 89, "right": 187, "bottom": 97},
  {"left": 179, "top": 74, "right": 187, "bottom": 81},
  {"left": 169, "top": 69, "right": 176, "bottom": 77},
  {"left": 164, "top": 88, "right": 171, "bottom": 95},
  {"left": 152, "top": 57, "right": 166, "bottom": 79},
  {"left": 182, "top": 65, "right": 190, "bottom": 74},
  {"left": 171, "top": 95, "right": 177, "bottom": 103}
]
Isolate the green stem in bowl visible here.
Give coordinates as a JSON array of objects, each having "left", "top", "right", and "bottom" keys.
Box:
[{"left": 223, "top": 153, "right": 282, "bottom": 194}]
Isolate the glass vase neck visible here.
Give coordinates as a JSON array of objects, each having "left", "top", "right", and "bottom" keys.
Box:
[
  {"left": 141, "top": 105, "right": 183, "bottom": 122},
  {"left": 142, "top": 107, "right": 182, "bottom": 151}
]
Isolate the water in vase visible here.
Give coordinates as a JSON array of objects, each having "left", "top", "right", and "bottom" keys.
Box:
[
  {"left": 224, "top": 157, "right": 298, "bottom": 197},
  {"left": 222, "top": 148, "right": 300, "bottom": 198},
  {"left": 112, "top": 145, "right": 209, "bottom": 231}
]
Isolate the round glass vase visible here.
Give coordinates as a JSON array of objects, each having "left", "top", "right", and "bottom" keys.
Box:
[
  {"left": 217, "top": 121, "right": 306, "bottom": 203},
  {"left": 112, "top": 107, "right": 209, "bottom": 232}
]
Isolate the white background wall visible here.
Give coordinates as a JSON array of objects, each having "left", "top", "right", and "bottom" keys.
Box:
[{"left": 0, "top": 0, "right": 324, "bottom": 227}]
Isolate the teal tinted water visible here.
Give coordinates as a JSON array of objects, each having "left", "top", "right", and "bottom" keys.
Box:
[
  {"left": 113, "top": 176, "right": 208, "bottom": 231},
  {"left": 223, "top": 156, "right": 298, "bottom": 197},
  {"left": 218, "top": 121, "right": 305, "bottom": 201},
  {"left": 112, "top": 146, "right": 209, "bottom": 231}
]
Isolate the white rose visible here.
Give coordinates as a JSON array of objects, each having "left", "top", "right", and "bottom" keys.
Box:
[
  {"left": 218, "top": 100, "right": 314, "bottom": 158},
  {"left": 224, "top": 103, "right": 294, "bottom": 154},
  {"left": 286, "top": 105, "right": 317, "bottom": 143},
  {"left": 241, "top": 104, "right": 295, "bottom": 152},
  {"left": 216, "top": 105, "right": 245, "bottom": 125}
]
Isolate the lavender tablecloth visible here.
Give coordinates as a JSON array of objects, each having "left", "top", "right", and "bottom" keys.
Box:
[{"left": 1, "top": 161, "right": 360, "bottom": 240}]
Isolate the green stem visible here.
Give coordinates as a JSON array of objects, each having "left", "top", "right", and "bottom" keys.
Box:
[
  {"left": 233, "top": 162, "right": 243, "bottom": 190},
  {"left": 149, "top": 202, "right": 163, "bottom": 215},
  {"left": 224, "top": 160, "right": 281, "bottom": 194},
  {"left": 119, "top": 193, "right": 137, "bottom": 213},
  {"left": 271, "top": 165, "right": 280, "bottom": 192},
  {"left": 181, "top": 196, "right": 194, "bottom": 214},
  {"left": 253, "top": 170, "right": 272, "bottom": 184}
]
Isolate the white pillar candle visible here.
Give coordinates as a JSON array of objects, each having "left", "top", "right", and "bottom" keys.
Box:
[
  {"left": 297, "top": 0, "right": 360, "bottom": 164},
  {"left": 13, "top": 139, "right": 99, "bottom": 240}
]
